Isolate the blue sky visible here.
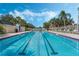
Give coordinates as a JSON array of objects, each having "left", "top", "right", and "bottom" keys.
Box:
[{"left": 0, "top": 3, "right": 79, "bottom": 27}]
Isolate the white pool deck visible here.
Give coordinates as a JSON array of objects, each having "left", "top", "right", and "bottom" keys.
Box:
[
  {"left": 49, "top": 31, "right": 79, "bottom": 40},
  {"left": 0, "top": 31, "right": 79, "bottom": 40},
  {"left": 0, "top": 31, "right": 28, "bottom": 39}
]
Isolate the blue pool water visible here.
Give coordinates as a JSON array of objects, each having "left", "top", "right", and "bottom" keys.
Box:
[{"left": 0, "top": 31, "right": 79, "bottom": 56}]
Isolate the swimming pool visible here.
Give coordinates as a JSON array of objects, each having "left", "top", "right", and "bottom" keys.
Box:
[{"left": 0, "top": 31, "right": 79, "bottom": 56}]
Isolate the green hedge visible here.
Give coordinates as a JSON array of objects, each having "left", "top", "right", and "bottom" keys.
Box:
[{"left": 0, "top": 25, "right": 5, "bottom": 34}]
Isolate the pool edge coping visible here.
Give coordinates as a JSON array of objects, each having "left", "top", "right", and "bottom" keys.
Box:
[
  {"left": 0, "top": 31, "right": 29, "bottom": 40},
  {"left": 48, "top": 31, "right": 79, "bottom": 41}
]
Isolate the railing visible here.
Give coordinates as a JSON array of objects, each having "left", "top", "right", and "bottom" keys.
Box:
[{"left": 49, "top": 25, "right": 79, "bottom": 34}]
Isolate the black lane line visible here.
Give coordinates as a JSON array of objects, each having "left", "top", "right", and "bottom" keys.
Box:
[
  {"left": 37, "top": 32, "right": 40, "bottom": 56},
  {"left": 17, "top": 32, "right": 35, "bottom": 55},
  {"left": 49, "top": 32, "right": 79, "bottom": 50},
  {"left": 42, "top": 34, "right": 50, "bottom": 56},
  {"left": 0, "top": 32, "right": 29, "bottom": 52},
  {"left": 42, "top": 32, "right": 58, "bottom": 55},
  {"left": 17, "top": 33, "right": 33, "bottom": 52},
  {"left": 16, "top": 32, "right": 33, "bottom": 55},
  {"left": 17, "top": 32, "right": 34, "bottom": 55},
  {"left": 59, "top": 35, "right": 79, "bottom": 50}
]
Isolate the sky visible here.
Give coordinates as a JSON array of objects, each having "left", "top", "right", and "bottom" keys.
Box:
[{"left": 0, "top": 3, "right": 79, "bottom": 27}]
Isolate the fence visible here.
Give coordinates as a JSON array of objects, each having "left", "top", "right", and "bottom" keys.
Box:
[{"left": 49, "top": 25, "right": 79, "bottom": 33}]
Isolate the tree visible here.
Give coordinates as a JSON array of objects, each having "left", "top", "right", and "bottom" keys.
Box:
[
  {"left": 26, "top": 23, "right": 35, "bottom": 28},
  {"left": 58, "top": 10, "right": 74, "bottom": 26},
  {"left": 16, "top": 16, "right": 27, "bottom": 26},
  {"left": 43, "top": 10, "right": 74, "bottom": 29},
  {"left": 0, "top": 14, "right": 35, "bottom": 31},
  {"left": 43, "top": 22, "right": 50, "bottom": 30},
  {"left": 0, "top": 25, "right": 5, "bottom": 34},
  {"left": 0, "top": 14, "right": 17, "bottom": 25}
]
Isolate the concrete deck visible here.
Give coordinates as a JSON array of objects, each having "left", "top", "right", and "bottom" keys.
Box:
[
  {"left": 0, "top": 32, "right": 27, "bottom": 39},
  {"left": 49, "top": 31, "right": 79, "bottom": 40},
  {"left": 0, "top": 31, "right": 79, "bottom": 40}
]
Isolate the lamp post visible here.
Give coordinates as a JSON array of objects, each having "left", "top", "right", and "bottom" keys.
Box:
[
  {"left": 63, "top": 17, "right": 66, "bottom": 31},
  {"left": 77, "top": 7, "right": 79, "bottom": 32}
]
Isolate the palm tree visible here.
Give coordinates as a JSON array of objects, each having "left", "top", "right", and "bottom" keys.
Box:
[
  {"left": 43, "top": 22, "right": 50, "bottom": 30},
  {"left": 58, "top": 10, "right": 74, "bottom": 31},
  {"left": 43, "top": 10, "right": 74, "bottom": 31},
  {"left": 59, "top": 10, "right": 67, "bottom": 28}
]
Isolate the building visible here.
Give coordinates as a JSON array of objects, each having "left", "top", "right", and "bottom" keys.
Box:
[{"left": 0, "top": 21, "right": 25, "bottom": 33}]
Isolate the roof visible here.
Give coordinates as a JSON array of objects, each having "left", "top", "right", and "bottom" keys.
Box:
[{"left": 0, "top": 20, "right": 14, "bottom": 25}]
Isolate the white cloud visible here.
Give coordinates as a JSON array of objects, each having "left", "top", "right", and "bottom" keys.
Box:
[
  {"left": 9, "top": 9, "right": 56, "bottom": 20},
  {"left": 9, "top": 10, "right": 25, "bottom": 19},
  {"left": 9, "top": 9, "right": 57, "bottom": 26}
]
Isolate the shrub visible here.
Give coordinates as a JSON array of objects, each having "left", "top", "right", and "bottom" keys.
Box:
[
  {"left": 0, "top": 25, "right": 5, "bottom": 34},
  {"left": 25, "top": 27, "right": 29, "bottom": 31}
]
